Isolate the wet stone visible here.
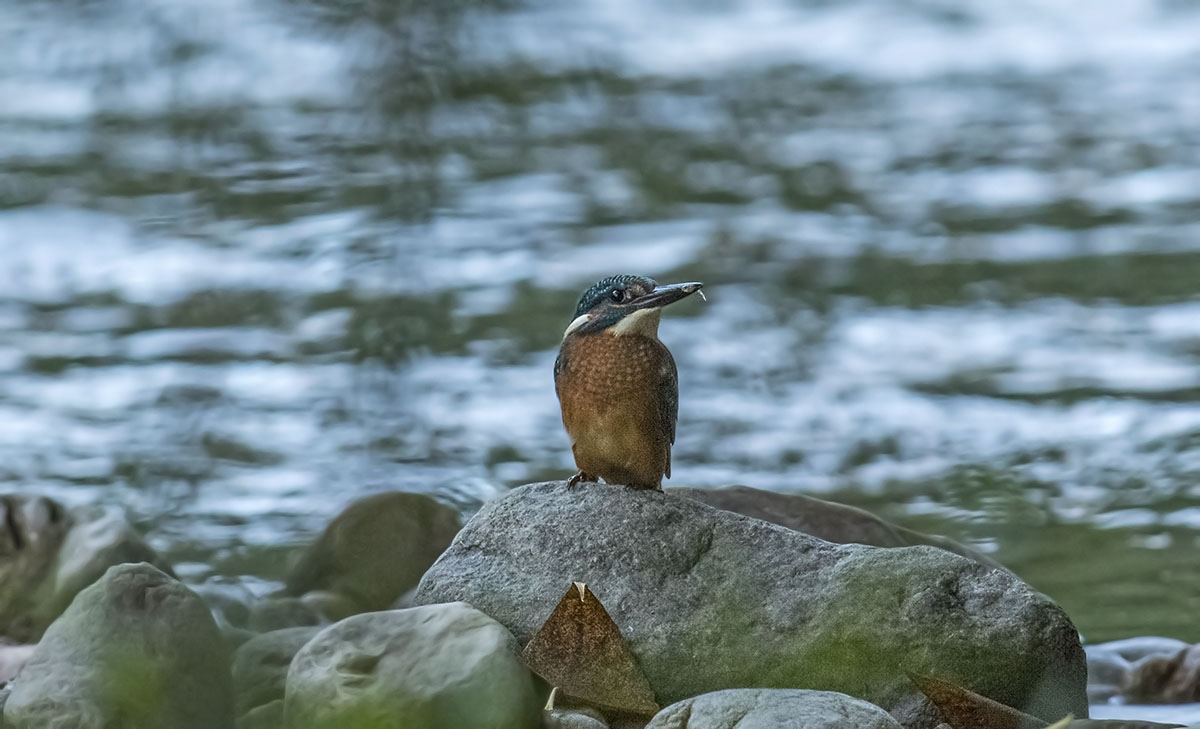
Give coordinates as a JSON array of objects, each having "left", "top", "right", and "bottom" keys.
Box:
[
  {"left": 3, "top": 563, "right": 234, "bottom": 729},
  {"left": 646, "top": 689, "right": 901, "bottom": 729},
  {"left": 284, "top": 491, "right": 461, "bottom": 613},
  {"left": 283, "top": 602, "right": 539, "bottom": 729},
  {"left": 233, "top": 626, "right": 320, "bottom": 719},
  {"left": 545, "top": 708, "right": 610, "bottom": 729}
]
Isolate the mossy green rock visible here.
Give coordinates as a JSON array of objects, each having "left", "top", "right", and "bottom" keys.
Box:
[
  {"left": 284, "top": 491, "right": 461, "bottom": 612},
  {"left": 232, "top": 626, "right": 320, "bottom": 718},
  {"left": 4, "top": 562, "right": 233, "bottom": 729},
  {"left": 283, "top": 602, "right": 539, "bottom": 729},
  {"left": 414, "top": 481, "right": 1087, "bottom": 729}
]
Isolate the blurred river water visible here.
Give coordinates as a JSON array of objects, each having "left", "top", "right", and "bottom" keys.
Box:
[{"left": 2, "top": 0, "right": 1200, "bottom": 647}]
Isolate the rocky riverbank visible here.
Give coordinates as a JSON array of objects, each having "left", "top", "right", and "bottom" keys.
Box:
[{"left": 0, "top": 484, "right": 1196, "bottom": 729}]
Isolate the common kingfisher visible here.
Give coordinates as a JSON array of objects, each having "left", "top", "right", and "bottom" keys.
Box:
[{"left": 554, "top": 275, "right": 703, "bottom": 491}]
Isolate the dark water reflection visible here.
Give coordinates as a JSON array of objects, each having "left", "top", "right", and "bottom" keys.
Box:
[{"left": 2, "top": 0, "right": 1200, "bottom": 647}]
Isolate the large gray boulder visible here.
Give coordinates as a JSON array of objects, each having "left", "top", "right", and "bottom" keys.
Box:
[
  {"left": 283, "top": 602, "right": 539, "bottom": 729},
  {"left": 4, "top": 562, "right": 234, "bottom": 729},
  {"left": 0, "top": 495, "right": 170, "bottom": 643},
  {"left": 670, "top": 486, "right": 1004, "bottom": 570},
  {"left": 415, "top": 481, "right": 1087, "bottom": 729},
  {"left": 646, "top": 689, "right": 901, "bottom": 729},
  {"left": 284, "top": 492, "right": 461, "bottom": 612}
]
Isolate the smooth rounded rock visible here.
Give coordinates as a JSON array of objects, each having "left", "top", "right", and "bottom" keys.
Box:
[
  {"left": 4, "top": 562, "right": 233, "bottom": 729},
  {"left": 283, "top": 601, "right": 539, "bottom": 729},
  {"left": 285, "top": 492, "right": 461, "bottom": 612},
  {"left": 415, "top": 481, "right": 1088, "bottom": 729},
  {"left": 43, "top": 505, "right": 171, "bottom": 622},
  {"left": 545, "top": 708, "right": 609, "bottom": 729},
  {"left": 233, "top": 626, "right": 320, "bottom": 717},
  {"left": 646, "top": 689, "right": 901, "bottom": 729}
]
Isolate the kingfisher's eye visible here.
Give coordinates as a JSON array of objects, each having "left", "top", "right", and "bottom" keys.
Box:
[{"left": 610, "top": 288, "right": 626, "bottom": 303}]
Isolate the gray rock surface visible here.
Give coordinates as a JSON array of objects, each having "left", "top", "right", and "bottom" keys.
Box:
[
  {"left": 285, "top": 491, "right": 461, "bottom": 612},
  {"left": 545, "top": 708, "right": 610, "bottom": 729},
  {"left": 232, "top": 626, "right": 320, "bottom": 717},
  {"left": 42, "top": 505, "right": 171, "bottom": 624},
  {"left": 284, "top": 602, "right": 539, "bottom": 729},
  {"left": 415, "top": 481, "right": 1087, "bottom": 729},
  {"left": 646, "top": 689, "right": 901, "bottom": 729},
  {"left": 671, "top": 486, "right": 1004, "bottom": 570},
  {"left": 3, "top": 562, "right": 234, "bottom": 729},
  {"left": 0, "top": 495, "right": 169, "bottom": 642}
]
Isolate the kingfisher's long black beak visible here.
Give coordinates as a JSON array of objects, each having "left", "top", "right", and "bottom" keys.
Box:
[{"left": 629, "top": 282, "right": 703, "bottom": 311}]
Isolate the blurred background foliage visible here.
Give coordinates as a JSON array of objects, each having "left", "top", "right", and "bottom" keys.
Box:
[{"left": 1, "top": 0, "right": 1199, "bottom": 640}]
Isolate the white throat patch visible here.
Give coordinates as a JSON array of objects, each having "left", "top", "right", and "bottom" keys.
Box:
[{"left": 609, "top": 308, "right": 661, "bottom": 338}]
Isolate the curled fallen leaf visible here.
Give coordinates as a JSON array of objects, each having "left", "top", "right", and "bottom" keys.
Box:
[
  {"left": 910, "top": 674, "right": 1184, "bottom": 729},
  {"left": 908, "top": 673, "right": 1047, "bottom": 729},
  {"left": 522, "top": 582, "right": 659, "bottom": 717}
]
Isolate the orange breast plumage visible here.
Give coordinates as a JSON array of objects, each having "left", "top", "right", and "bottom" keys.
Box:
[{"left": 554, "top": 332, "right": 678, "bottom": 490}]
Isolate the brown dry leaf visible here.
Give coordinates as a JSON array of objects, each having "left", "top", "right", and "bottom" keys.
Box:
[
  {"left": 911, "top": 674, "right": 1186, "bottom": 729},
  {"left": 909, "top": 673, "right": 1048, "bottom": 729},
  {"left": 522, "top": 582, "right": 659, "bottom": 716}
]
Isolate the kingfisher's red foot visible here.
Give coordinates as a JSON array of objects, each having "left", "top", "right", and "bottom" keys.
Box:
[{"left": 566, "top": 471, "right": 598, "bottom": 489}]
